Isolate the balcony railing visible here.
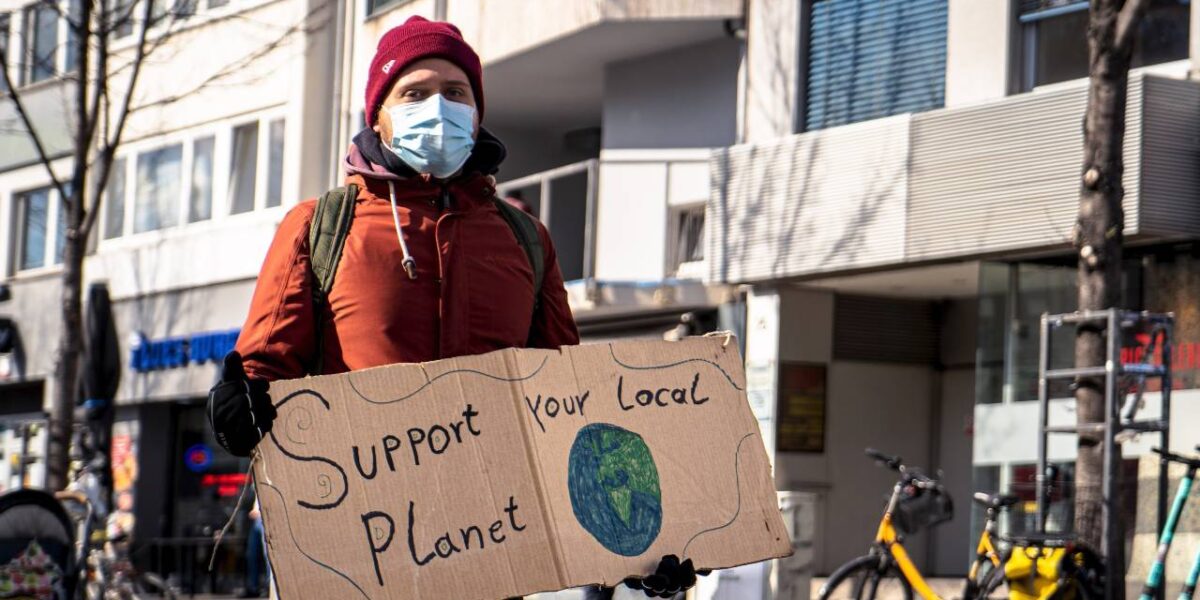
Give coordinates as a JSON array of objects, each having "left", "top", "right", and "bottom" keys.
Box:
[{"left": 497, "top": 159, "right": 599, "bottom": 282}]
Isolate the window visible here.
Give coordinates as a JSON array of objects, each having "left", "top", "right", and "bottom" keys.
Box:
[
  {"left": 367, "top": 0, "right": 410, "bottom": 16},
  {"left": 805, "top": 0, "right": 948, "bottom": 131},
  {"left": 134, "top": 144, "right": 182, "bottom": 233},
  {"left": 668, "top": 205, "right": 705, "bottom": 276},
  {"left": 1019, "top": 0, "right": 1190, "bottom": 90},
  {"left": 104, "top": 158, "right": 127, "bottom": 239},
  {"left": 266, "top": 119, "right": 284, "bottom": 208},
  {"left": 228, "top": 122, "right": 258, "bottom": 215},
  {"left": 189, "top": 136, "right": 214, "bottom": 222},
  {"left": 23, "top": 2, "right": 58, "bottom": 84},
  {"left": 64, "top": 0, "right": 80, "bottom": 73},
  {"left": 14, "top": 187, "right": 59, "bottom": 271},
  {"left": 0, "top": 13, "right": 11, "bottom": 93}
]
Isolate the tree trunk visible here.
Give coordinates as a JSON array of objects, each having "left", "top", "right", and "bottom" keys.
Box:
[
  {"left": 47, "top": 232, "right": 85, "bottom": 491},
  {"left": 1075, "top": 2, "right": 1144, "bottom": 597}
]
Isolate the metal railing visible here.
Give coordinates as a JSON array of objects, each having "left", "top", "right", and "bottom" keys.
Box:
[{"left": 497, "top": 158, "right": 598, "bottom": 282}]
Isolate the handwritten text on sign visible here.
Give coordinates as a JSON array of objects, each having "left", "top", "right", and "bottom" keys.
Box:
[{"left": 254, "top": 338, "right": 791, "bottom": 600}]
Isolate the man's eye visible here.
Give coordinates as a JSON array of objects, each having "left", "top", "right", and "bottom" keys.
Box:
[{"left": 403, "top": 90, "right": 424, "bottom": 99}]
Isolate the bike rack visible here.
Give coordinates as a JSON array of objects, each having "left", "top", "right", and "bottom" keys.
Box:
[{"left": 1036, "top": 309, "right": 1174, "bottom": 600}]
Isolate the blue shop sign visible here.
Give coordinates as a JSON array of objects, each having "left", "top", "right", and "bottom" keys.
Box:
[{"left": 131, "top": 328, "right": 240, "bottom": 372}]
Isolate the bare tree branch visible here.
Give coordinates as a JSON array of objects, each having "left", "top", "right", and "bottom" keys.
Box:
[
  {"left": 1114, "top": 0, "right": 1151, "bottom": 53},
  {"left": 80, "top": 0, "right": 111, "bottom": 240},
  {"left": 0, "top": 54, "right": 68, "bottom": 200},
  {"left": 130, "top": 4, "right": 327, "bottom": 112}
]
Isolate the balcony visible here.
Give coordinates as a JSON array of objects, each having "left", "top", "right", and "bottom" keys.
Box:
[
  {"left": 498, "top": 148, "right": 718, "bottom": 319},
  {"left": 708, "top": 73, "right": 1200, "bottom": 285}
]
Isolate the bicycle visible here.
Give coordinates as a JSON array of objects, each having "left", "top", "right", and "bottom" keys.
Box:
[
  {"left": 818, "top": 449, "right": 1101, "bottom": 600},
  {"left": 1136, "top": 446, "right": 1200, "bottom": 600},
  {"left": 818, "top": 448, "right": 973, "bottom": 600},
  {"left": 57, "top": 461, "right": 178, "bottom": 600}
]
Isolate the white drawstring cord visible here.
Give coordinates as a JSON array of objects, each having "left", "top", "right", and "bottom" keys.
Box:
[{"left": 387, "top": 180, "right": 418, "bottom": 280}]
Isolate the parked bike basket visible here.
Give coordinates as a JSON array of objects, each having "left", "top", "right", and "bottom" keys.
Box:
[{"left": 893, "top": 485, "right": 953, "bottom": 535}]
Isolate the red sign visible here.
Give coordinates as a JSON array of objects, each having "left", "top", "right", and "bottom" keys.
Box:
[
  {"left": 201, "top": 473, "right": 248, "bottom": 497},
  {"left": 1120, "top": 333, "right": 1200, "bottom": 391}
]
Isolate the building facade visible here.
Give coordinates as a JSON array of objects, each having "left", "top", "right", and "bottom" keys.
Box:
[
  {"left": 709, "top": 0, "right": 1200, "bottom": 585},
  {"left": 1, "top": 0, "right": 1199, "bottom": 594}
]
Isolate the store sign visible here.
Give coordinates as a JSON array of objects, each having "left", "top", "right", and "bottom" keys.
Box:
[
  {"left": 776, "top": 363, "right": 827, "bottom": 453},
  {"left": 255, "top": 337, "right": 791, "bottom": 600},
  {"left": 1121, "top": 333, "right": 1200, "bottom": 390},
  {"left": 130, "top": 329, "right": 240, "bottom": 372},
  {"left": 202, "top": 473, "right": 249, "bottom": 497}
]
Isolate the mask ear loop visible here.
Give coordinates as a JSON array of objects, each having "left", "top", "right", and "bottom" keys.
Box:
[{"left": 387, "top": 180, "right": 418, "bottom": 280}]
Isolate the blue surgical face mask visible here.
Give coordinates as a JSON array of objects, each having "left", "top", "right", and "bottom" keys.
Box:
[{"left": 384, "top": 94, "right": 477, "bottom": 179}]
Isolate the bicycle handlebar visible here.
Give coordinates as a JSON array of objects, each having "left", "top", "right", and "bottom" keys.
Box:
[
  {"left": 1151, "top": 447, "right": 1200, "bottom": 468},
  {"left": 865, "top": 448, "right": 902, "bottom": 470}
]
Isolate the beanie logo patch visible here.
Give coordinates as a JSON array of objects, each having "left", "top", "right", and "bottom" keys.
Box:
[{"left": 381, "top": 59, "right": 396, "bottom": 74}]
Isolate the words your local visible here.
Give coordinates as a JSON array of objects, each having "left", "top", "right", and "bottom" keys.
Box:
[{"left": 524, "top": 372, "right": 711, "bottom": 432}]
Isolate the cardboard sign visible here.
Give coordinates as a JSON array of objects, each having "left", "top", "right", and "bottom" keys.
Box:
[{"left": 254, "top": 337, "right": 791, "bottom": 599}]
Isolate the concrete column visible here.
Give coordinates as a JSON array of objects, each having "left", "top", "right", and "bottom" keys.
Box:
[
  {"left": 742, "top": 0, "right": 801, "bottom": 142},
  {"left": 945, "top": 0, "right": 1015, "bottom": 107},
  {"left": 744, "top": 287, "right": 782, "bottom": 458}
]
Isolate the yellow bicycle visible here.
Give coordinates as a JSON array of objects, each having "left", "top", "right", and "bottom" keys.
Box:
[{"left": 819, "top": 449, "right": 1012, "bottom": 600}]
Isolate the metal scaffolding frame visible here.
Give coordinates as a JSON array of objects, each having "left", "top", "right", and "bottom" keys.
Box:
[{"left": 1036, "top": 309, "right": 1174, "bottom": 600}]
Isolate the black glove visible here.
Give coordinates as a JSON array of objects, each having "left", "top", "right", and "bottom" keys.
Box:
[
  {"left": 207, "top": 352, "right": 275, "bottom": 457},
  {"left": 623, "top": 554, "right": 709, "bottom": 598}
]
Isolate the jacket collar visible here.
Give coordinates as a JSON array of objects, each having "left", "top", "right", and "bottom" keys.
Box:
[{"left": 345, "top": 171, "right": 498, "bottom": 212}]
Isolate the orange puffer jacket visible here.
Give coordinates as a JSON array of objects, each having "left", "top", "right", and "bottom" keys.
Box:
[{"left": 234, "top": 154, "right": 579, "bottom": 381}]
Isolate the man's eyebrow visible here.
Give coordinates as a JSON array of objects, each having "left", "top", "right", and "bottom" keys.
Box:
[{"left": 444, "top": 79, "right": 470, "bottom": 87}]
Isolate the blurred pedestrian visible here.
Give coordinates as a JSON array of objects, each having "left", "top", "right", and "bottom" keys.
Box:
[{"left": 242, "top": 499, "right": 267, "bottom": 598}]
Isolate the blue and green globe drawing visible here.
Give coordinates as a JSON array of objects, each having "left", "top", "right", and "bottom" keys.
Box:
[{"left": 567, "top": 423, "right": 662, "bottom": 556}]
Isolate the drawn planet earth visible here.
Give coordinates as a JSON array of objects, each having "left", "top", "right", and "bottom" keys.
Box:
[{"left": 567, "top": 423, "right": 662, "bottom": 556}]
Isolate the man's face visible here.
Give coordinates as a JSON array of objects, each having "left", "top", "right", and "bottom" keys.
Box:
[{"left": 373, "top": 57, "right": 479, "bottom": 145}]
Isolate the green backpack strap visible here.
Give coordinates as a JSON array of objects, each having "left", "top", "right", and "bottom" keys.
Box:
[
  {"left": 491, "top": 197, "right": 545, "bottom": 317},
  {"left": 307, "top": 183, "right": 357, "bottom": 375}
]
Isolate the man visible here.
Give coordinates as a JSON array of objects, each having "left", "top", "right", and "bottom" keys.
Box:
[{"left": 208, "top": 16, "right": 698, "bottom": 599}]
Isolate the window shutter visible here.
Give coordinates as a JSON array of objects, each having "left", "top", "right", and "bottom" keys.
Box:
[{"left": 806, "top": 0, "right": 948, "bottom": 131}]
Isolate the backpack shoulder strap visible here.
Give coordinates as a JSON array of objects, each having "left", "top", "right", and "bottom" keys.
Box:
[
  {"left": 492, "top": 198, "right": 545, "bottom": 314},
  {"left": 306, "top": 184, "right": 357, "bottom": 374},
  {"left": 309, "top": 184, "right": 358, "bottom": 297}
]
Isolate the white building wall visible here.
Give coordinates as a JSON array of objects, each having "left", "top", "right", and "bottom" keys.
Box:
[
  {"left": 602, "top": 36, "right": 739, "bottom": 150},
  {"left": 593, "top": 150, "right": 711, "bottom": 282},
  {"left": 742, "top": 0, "right": 799, "bottom": 142},
  {"left": 944, "top": 0, "right": 1013, "bottom": 108}
]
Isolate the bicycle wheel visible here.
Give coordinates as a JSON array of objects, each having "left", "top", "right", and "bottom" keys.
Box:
[{"left": 821, "top": 554, "right": 914, "bottom": 600}]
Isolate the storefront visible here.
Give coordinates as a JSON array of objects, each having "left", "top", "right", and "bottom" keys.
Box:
[
  {"left": 971, "top": 243, "right": 1200, "bottom": 544},
  {"left": 105, "top": 278, "right": 258, "bottom": 594},
  {"left": 0, "top": 380, "right": 47, "bottom": 492}
]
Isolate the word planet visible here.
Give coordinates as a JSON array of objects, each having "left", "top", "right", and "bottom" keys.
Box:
[{"left": 567, "top": 423, "right": 662, "bottom": 556}]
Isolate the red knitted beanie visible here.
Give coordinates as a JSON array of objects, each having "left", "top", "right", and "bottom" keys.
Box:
[{"left": 364, "top": 16, "right": 484, "bottom": 127}]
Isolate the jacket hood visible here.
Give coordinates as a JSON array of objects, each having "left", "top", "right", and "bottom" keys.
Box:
[{"left": 343, "top": 126, "right": 507, "bottom": 183}]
